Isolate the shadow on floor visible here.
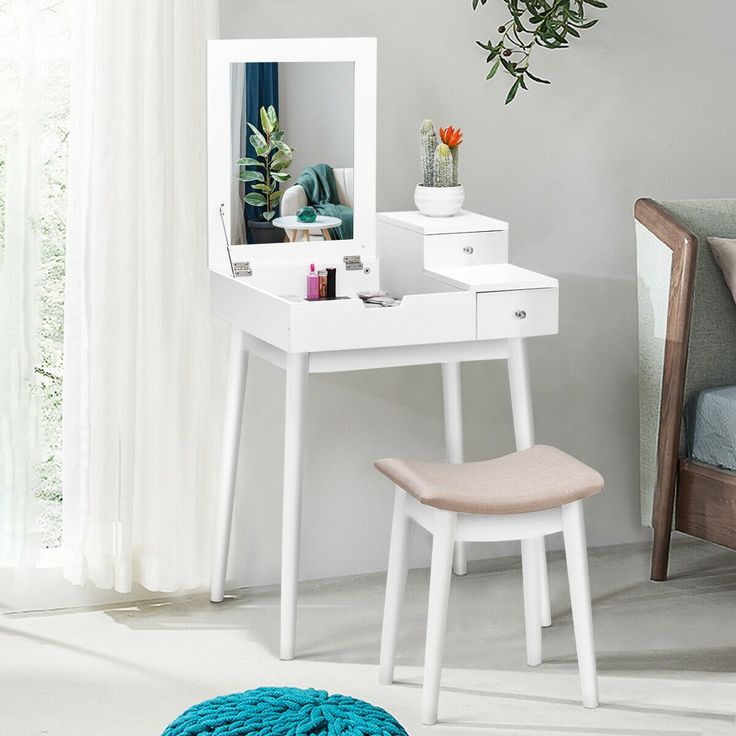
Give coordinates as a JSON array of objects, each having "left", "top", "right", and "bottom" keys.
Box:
[{"left": 91, "top": 538, "right": 736, "bottom": 682}]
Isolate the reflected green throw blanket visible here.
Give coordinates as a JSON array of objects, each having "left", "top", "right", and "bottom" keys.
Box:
[{"left": 297, "top": 164, "right": 353, "bottom": 240}]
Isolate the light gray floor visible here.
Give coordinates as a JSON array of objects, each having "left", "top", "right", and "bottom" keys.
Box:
[{"left": 2, "top": 537, "right": 735, "bottom": 735}]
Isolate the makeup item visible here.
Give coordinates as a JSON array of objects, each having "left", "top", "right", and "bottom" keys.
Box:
[
  {"left": 366, "top": 296, "right": 399, "bottom": 307},
  {"left": 318, "top": 269, "right": 327, "bottom": 299},
  {"left": 357, "top": 290, "right": 387, "bottom": 301},
  {"left": 326, "top": 267, "right": 336, "bottom": 299},
  {"left": 306, "top": 263, "right": 320, "bottom": 301}
]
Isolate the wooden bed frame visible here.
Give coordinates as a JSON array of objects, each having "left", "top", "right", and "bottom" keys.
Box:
[{"left": 635, "top": 198, "right": 736, "bottom": 581}]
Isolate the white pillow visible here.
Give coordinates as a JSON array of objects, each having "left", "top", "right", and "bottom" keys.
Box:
[{"left": 708, "top": 237, "right": 736, "bottom": 305}]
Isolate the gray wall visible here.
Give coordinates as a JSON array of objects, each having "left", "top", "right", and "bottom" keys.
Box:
[
  {"left": 219, "top": 0, "right": 736, "bottom": 587},
  {"left": 279, "top": 61, "right": 354, "bottom": 178}
]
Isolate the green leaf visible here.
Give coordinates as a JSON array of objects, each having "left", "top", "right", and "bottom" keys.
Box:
[
  {"left": 263, "top": 210, "right": 276, "bottom": 221},
  {"left": 486, "top": 59, "right": 501, "bottom": 79},
  {"left": 271, "top": 172, "right": 291, "bottom": 183},
  {"left": 274, "top": 140, "right": 293, "bottom": 156},
  {"left": 267, "top": 105, "right": 278, "bottom": 128},
  {"left": 253, "top": 183, "right": 273, "bottom": 192},
  {"left": 525, "top": 69, "right": 550, "bottom": 84},
  {"left": 505, "top": 77, "right": 521, "bottom": 104},
  {"left": 250, "top": 135, "right": 268, "bottom": 157},
  {"left": 238, "top": 169, "right": 264, "bottom": 183},
  {"left": 236, "top": 157, "right": 263, "bottom": 167},
  {"left": 260, "top": 106, "right": 274, "bottom": 135},
  {"left": 246, "top": 122, "right": 267, "bottom": 149},
  {"left": 244, "top": 192, "right": 266, "bottom": 207},
  {"left": 271, "top": 151, "right": 292, "bottom": 167}
]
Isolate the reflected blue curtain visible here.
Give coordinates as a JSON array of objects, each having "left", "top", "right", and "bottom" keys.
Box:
[{"left": 243, "top": 63, "right": 279, "bottom": 241}]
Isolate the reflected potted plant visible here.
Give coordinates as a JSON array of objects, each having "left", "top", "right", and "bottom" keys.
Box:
[
  {"left": 414, "top": 120, "right": 464, "bottom": 217},
  {"left": 237, "top": 105, "right": 295, "bottom": 244}
]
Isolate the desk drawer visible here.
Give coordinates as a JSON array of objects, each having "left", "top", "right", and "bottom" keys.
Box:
[
  {"left": 477, "top": 288, "right": 558, "bottom": 340},
  {"left": 424, "top": 230, "right": 508, "bottom": 270}
]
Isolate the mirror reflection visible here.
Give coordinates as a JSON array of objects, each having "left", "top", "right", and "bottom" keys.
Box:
[{"left": 230, "top": 61, "right": 355, "bottom": 245}]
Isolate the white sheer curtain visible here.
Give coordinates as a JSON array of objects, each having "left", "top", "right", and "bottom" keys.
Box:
[{"left": 63, "top": 0, "right": 227, "bottom": 592}]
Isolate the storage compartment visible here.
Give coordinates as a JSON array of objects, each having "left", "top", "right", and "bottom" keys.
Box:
[
  {"left": 424, "top": 230, "right": 508, "bottom": 270},
  {"left": 289, "top": 290, "right": 476, "bottom": 352},
  {"left": 476, "top": 287, "right": 558, "bottom": 340},
  {"left": 376, "top": 211, "right": 510, "bottom": 298},
  {"left": 211, "top": 269, "right": 478, "bottom": 353}
]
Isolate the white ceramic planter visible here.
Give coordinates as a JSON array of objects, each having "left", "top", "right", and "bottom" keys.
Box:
[{"left": 414, "top": 184, "right": 465, "bottom": 217}]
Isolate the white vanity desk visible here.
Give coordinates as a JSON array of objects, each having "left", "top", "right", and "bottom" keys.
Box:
[{"left": 207, "top": 38, "right": 559, "bottom": 661}]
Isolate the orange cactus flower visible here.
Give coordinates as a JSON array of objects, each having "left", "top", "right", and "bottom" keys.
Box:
[{"left": 439, "top": 125, "right": 463, "bottom": 148}]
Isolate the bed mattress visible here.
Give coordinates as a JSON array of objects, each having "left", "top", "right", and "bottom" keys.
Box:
[{"left": 685, "top": 385, "right": 736, "bottom": 471}]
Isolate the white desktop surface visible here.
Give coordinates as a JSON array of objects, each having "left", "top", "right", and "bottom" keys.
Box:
[{"left": 426, "top": 263, "right": 559, "bottom": 293}]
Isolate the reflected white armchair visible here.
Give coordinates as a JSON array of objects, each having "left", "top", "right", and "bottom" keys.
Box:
[{"left": 280, "top": 167, "right": 354, "bottom": 237}]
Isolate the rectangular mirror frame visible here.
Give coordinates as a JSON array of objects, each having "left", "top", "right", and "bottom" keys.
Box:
[{"left": 207, "top": 37, "right": 377, "bottom": 274}]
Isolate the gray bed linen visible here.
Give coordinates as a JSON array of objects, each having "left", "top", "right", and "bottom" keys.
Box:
[{"left": 685, "top": 385, "right": 736, "bottom": 471}]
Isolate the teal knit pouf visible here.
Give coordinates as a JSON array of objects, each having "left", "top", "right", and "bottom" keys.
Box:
[{"left": 162, "top": 687, "right": 409, "bottom": 736}]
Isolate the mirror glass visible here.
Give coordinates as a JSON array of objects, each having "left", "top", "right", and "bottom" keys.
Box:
[{"left": 229, "top": 61, "right": 355, "bottom": 246}]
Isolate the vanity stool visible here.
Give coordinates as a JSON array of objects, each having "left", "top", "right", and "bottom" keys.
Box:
[{"left": 376, "top": 445, "right": 603, "bottom": 725}]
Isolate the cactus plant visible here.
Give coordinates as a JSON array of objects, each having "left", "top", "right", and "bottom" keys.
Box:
[
  {"left": 416, "top": 121, "right": 465, "bottom": 215},
  {"left": 419, "top": 119, "right": 438, "bottom": 187},
  {"left": 418, "top": 121, "right": 463, "bottom": 187},
  {"left": 433, "top": 144, "right": 454, "bottom": 188}
]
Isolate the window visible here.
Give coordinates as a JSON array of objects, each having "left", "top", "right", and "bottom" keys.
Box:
[{"left": 0, "top": 0, "right": 70, "bottom": 550}]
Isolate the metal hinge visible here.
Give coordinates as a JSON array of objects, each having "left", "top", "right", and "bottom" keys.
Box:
[
  {"left": 232, "top": 260, "right": 253, "bottom": 278},
  {"left": 343, "top": 255, "right": 363, "bottom": 271}
]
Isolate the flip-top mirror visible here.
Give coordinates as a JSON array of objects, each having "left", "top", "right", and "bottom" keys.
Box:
[{"left": 207, "top": 38, "right": 377, "bottom": 275}]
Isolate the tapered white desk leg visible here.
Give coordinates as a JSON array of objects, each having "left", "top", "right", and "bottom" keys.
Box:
[
  {"left": 211, "top": 328, "right": 249, "bottom": 603},
  {"left": 280, "top": 352, "right": 309, "bottom": 660},
  {"left": 441, "top": 362, "right": 467, "bottom": 576},
  {"left": 507, "top": 337, "right": 552, "bottom": 627}
]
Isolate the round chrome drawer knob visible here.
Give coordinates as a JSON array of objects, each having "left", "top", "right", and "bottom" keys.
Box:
[
  {"left": 463, "top": 245, "right": 474, "bottom": 254},
  {"left": 515, "top": 310, "right": 527, "bottom": 319}
]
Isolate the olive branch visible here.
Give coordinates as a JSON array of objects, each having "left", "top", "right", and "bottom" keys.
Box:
[{"left": 474, "top": 0, "right": 608, "bottom": 104}]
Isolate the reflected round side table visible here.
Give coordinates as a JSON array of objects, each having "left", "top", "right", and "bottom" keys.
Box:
[{"left": 273, "top": 215, "right": 343, "bottom": 243}]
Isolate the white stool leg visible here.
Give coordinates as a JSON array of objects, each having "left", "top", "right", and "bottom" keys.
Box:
[
  {"left": 210, "top": 328, "right": 249, "bottom": 603},
  {"left": 561, "top": 500, "right": 599, "bottom": 708},
  {"left": 379, "top": 488, "right": 414, "bottom": 685},
  {"left": 507, "top": 337, "right": 551, "bottom": 625},
  {"left": 532, "top": 536, "right": 552, "bottom": 627},
  {"left": 441, "top": 362, "right": 467, "bottom": 576},
  {"left": 421, "top": 510, "right": 457, "bottom": 726},
  {"left": 280, "top": 352, "right": 309, "bottom": 661},
  {"left": 521, "top": 537, "right": 543, "bottom": 666}
]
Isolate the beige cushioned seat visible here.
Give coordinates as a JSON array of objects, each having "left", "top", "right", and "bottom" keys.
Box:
[{"left": 375, "top": 445, "right": 603, "bottom": 515}]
